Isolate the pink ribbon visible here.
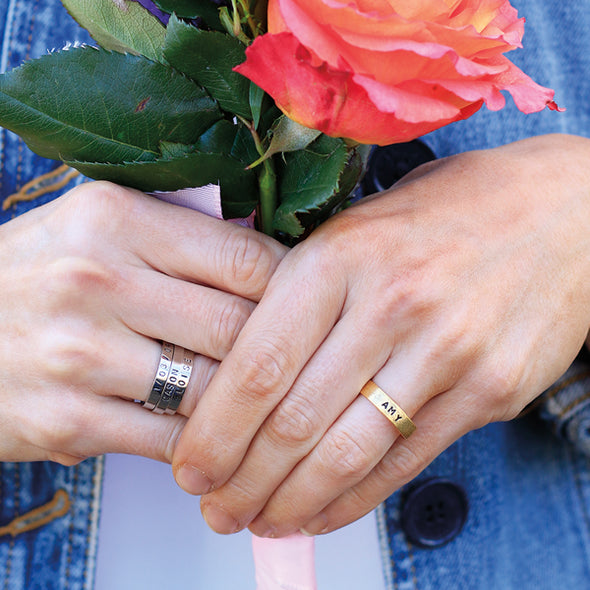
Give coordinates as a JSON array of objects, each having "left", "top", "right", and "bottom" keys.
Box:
[
  {"left": 152, "top": 185, "right": 317, "bottom": 590},
  {"left": 152, "top": 186, "right": 255, "bottom": 228},
  {"left": 253, "top": 533, "right": 317, "bottom": 590}
]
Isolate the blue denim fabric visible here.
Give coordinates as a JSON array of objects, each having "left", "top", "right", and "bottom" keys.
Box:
[
  {"left": 422, "top": 1, "right": 590, "bottom": 154},
  {"left": 1, "top": 1, "right": 590, "bottom": 589},
  {"left": 0, "top": 0, "right": 91, "bottom": 223},
  {"left": 0, "top": 460, "right": 103, "bottom": 590},
  {"left": 0, "top": 3, "right": 101, "bottom": 590},
  {"left": 538, "top": 349, "right": 590, "bottom": 455},
  {"left": 378, "top": 416, "right": 590, "bottom": 590},
  {"left": 380, "top": 2, "right": 590, "bottom": 588}
]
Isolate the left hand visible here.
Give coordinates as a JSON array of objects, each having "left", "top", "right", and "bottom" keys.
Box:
[{"left": 172, "top": 134, "right": 590, "bottom": 537}]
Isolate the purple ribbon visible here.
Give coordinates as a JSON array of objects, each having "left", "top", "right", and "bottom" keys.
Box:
[{"left": 130, "top": 0, "right": 170, "bottom": 24}]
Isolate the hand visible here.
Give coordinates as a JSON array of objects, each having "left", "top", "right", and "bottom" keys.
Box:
[
  {"left": 0, "top": 181, "right": 286, "bottom": 465},
  {"left": 172, "top": 134, "right": 590, "bottom": 537}
]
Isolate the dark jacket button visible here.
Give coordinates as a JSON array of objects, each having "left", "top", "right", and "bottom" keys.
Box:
[
  {"left": 360, "top": 140, "right": 436, "bottom": 196},
  {"left": 401, "top": 478, "right": 468, "bottom": 548}
]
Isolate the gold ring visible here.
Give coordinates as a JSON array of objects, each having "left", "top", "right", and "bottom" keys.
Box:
[{"left": 360, "top": 380, "right": 416, "bottom": 439}]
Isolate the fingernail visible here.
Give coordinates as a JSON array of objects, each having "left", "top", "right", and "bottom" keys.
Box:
[
  {"left": 175, "top": 463, "right": 213, "bottom": 495},
  {"left": 203, "top": 504, "right": 240, "bottom": 534},
  {"left": 300, "top": 512, "right": 329, "bottom": 536},
  {"left": 250, "top": 515, "right": 277, "bottom": 538}
]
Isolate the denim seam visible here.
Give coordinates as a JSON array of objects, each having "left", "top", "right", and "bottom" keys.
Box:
[
  {"left": 83, "top": 456, "right": 104, "bottom": 590},
  {"left": 543, "top": 370, "right": 590, "bottom": 404},
  {"left": 569, "top": 445, "right": 590, "bottom": 578},
  {"left": 559, "top": 389, "right": 590, "bottom": 418},
  {"left": 518, "top": 369, "right": 590, "bottom": 420},
  {"left": 376, "top": 503, "right": 396, "bottom": 590},
  {"left": 405, "top": 540, "right": 418, "bottom": 590},
  {"left": 64, "top": 465, "right": 80, "bottom": 586}
]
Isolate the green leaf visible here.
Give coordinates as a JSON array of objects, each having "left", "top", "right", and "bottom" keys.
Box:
[
  {"left": 0, "top": 47, "right": 221, "bottom": 164},
  {"left": 191, "top": 119, "right": 258, "bottom": 166},
  {"left": 66, "top": 153, "right": 258, "bottom": 218},
  {"left": 154, "top": 0, "right": 223, "bottom": 29},
  {"left": 249, "top": 115, "right": 321, "bottom": 168},
  {"left": 159, "top": 142, "right": 195, "bottom": 159},
  {"left": 61, "top": 0, "right": 166, "bottom": 61},
  {"left": 164, "top": 15, "right": 251, "bottom": 119},
  {"left": 273, "top": 135, "right": 351, "bottom": 237},
  {"left": 249, "top": 82, "right": 265, "bottom": 130},
  {"left": 231, "top": 124, "right": 260, "bottom": 166}
]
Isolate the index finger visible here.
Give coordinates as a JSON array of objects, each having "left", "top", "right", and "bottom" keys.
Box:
[
  {"left": 171, "top": 246, "right": 347, "bottom": 495},
  {"left": 60, "top": 182, "right": 288, "bottom": 302}
]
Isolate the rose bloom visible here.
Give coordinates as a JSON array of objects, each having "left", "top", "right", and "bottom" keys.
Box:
[{"left": 235, "top": 0, "right": 560, "bottom": 145}]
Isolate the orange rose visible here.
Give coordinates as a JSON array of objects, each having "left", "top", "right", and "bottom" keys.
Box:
[{"left": 235, "top": 0, "right": 560, "bottom": 145}]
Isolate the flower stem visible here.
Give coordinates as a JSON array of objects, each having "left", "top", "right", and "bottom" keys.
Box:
[
  {"left": 230, "top": 0, "right": 242, "bottom": 37},
  {"left": 238, "top": 115, "right": 278, "bottom": 236},
  {"left": 258, "top": 158, "right": 277, "bottom": 236}
]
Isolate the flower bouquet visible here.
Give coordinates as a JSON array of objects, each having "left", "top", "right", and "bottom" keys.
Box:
[
  {"left": 0, "top": 0, "right": 558, "bottom": 243},
  {"left": 0, "top": 0, "right": 560, "bottom": 587}
]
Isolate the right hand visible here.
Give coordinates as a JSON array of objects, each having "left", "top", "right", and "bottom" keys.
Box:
[{"left": 0, "top": 181, "right": 286, "bottom": 465}]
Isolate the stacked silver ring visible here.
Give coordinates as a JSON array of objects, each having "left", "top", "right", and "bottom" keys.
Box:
[{"left": 143, "top": 341, "right": 195, "bottom": 415}]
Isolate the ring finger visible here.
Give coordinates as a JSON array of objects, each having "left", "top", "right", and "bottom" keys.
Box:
[
  {"left": 246, "top": 374, "right": 425, "bottom": 538},
  {"left": 116, "top": 266, "right": 256, "bottom": 361},
  {"left": 243, "top": 338, "right": 471, "bottom": 537},
  {"left": 300, "top": 388, "right": 483, "bottom": 536}
]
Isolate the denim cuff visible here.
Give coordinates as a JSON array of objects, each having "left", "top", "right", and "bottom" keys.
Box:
[{"left": 537, "top": 347, "right": 590, "bottom": 456}]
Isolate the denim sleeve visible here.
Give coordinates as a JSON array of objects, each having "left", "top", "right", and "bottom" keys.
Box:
[
  {"left": 418, "top": 0, "right": 590, "bottom": 455},
  {"left": 536, "top": 348, "right": 590, "bottom": 456},
  {"left": 0, "top": 0, "right": 92, "bottom": 225},
  {"left": 0, "top": 4, "right": 102, "bottom": 590}
]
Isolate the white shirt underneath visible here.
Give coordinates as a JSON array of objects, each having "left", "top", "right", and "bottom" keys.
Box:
[{"left": 95, "top": 454, "right": 387, "bottom": 590}]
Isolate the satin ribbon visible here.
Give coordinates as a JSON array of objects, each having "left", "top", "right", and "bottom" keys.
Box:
[
  {"left": 152, "top": 185, "right": 317, "bottom": 590},
  {"left": 253, "top": 533, "right": 317, "bottom": 590}
]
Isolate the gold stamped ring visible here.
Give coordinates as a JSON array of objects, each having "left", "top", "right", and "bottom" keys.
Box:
[{"left": 360, "top": 380, "right": 417, "bottom": 439}]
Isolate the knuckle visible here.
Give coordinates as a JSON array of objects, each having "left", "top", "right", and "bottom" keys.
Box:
[
  {"left": 319, "top": 429, "right": 375, "bottom": 483},
  {"left": 476, "top": 361, "right": 524, "bottom": 421},
  {"left": 211, "top": 298, "right": 253, "bottom": 357},
  {"left": 265, "top": 393, "right": 318, "bottom": 447},
  {"left": 58, "top": 181, "right": 136, "bottom": 244},
  {"left": 44, "top": 256, "right": 114, "bottom": 306},
  {"left": 235, "top": 342, "right": 291, "bottom": 400},
  {"left": 373, "top": 271, "right": 435, "bottom": 327},
  {"left": 459, "top": 345, "right": 528, "bottom": 421},
  {"left": 218, "top": 231, "right": 277, "bottom": 297},
  {"left": 28, "top": 397, "right": 87, "bottom": 453},
  {"left": 375, "top": 441, "right": 426, "bottom": 487},
  {"left": 160, "top": 419, "right": 186, "bottom": 463},
  {"left": 38, "top": 326, "right": 100, "bottom": 384},
  {"left": 331, "top": 486, "right": 379, "bottom": 524}
]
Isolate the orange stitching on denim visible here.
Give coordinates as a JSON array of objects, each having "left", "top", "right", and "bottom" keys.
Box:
[
  {"left": 407, "top": 543, "right": 419, "bottom": 589},
  {"left": 560, "top": 389, "right": 590, "bottom": 418},
  {"left": 0, "top": 489, "right": 71, "bottom": 538},
  {"left": 2, "top": 164, "right": 80, "bottom": 210},
  {"left": 518, "top": 370, "right": 590, "bottom": 418},
  {"left": 544, "top": 371, "right": 590, "bottom": 403}
]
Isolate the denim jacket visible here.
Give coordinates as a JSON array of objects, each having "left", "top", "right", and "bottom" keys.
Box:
[{"left": 1, "top": 1, "right": 589, "bottom": 588}]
